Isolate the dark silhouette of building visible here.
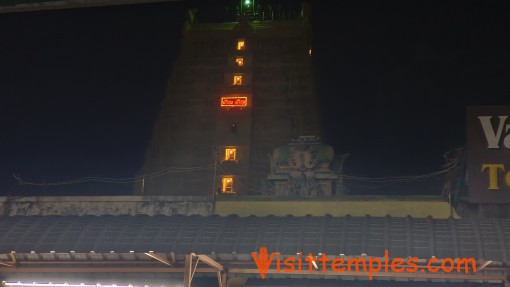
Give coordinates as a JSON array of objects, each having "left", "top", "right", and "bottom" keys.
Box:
[{"left": 137, "top": 3, "right": 321, "bottom": 196}]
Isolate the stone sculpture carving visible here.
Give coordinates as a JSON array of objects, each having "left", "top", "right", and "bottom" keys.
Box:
[{"left": 267, "top": 136, "right": 344, "bottom": 196}]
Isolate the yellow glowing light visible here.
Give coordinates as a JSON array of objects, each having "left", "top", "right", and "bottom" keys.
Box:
[
  {"left": 222, "top": 176, "right": 234, "bottom": 193},
  {"left": 237, "top": 40, "right": 245, "bottom": 51},
  {"left": 225, "top": 148, "right": 237, "bottom": 161},
  {"left": 308, "top": 48, "right": 312, "bottom": 56},
  {"left": 236, "top": 57, "right": 244, "bottom": 67},
  {"left": 233, "top": 75, "right": 243, "bottom": 85},
  {"left": 220, "top": 96, "right": 248, "bottom": 107}
]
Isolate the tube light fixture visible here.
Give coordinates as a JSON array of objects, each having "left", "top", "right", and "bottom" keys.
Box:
[{"left": 2, "top": 282, "right": 149, "bottom": 287}]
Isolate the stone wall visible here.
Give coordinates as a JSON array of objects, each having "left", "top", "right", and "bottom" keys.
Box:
[
  {"left": 0, "top": 196, "right": 213, "bottom": 216},
  {"left": 215, "top": 198, "right": 459, "bottom": 218},
  {"left": 135, "top": 23, "right": 234, "bottom": 196}
]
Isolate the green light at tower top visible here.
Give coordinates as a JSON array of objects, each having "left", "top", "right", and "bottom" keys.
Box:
[{"left": 239, "top": 0, "right": 255, "bottom": 17}]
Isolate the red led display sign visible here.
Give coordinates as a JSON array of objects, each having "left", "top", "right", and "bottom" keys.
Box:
[{"left": 221, "top": 96, "right": 248, "bottom": 107}]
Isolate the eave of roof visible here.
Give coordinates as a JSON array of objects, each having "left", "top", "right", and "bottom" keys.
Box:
[{"left": 0, "top": 214, "right": 508, "bottom": 266}]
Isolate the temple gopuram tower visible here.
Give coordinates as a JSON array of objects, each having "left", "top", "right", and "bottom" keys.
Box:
[{"left": 136, "top": 3, "right": 321, "bottom": 196}]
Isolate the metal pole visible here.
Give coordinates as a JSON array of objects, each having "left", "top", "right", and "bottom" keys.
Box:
[
  {"left": 448, "top": 191, "right": 453, "bottom": 217},
  {"left": 183, "top": 255, "right": 192, "bottom": 287},
  {"left": 212, "top": 148, "right": 217, "bottom": 201}
]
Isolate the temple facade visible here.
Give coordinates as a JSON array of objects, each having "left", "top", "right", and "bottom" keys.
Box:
[{"left": 137, "top": 8, "right": 321, "bottom": 196}]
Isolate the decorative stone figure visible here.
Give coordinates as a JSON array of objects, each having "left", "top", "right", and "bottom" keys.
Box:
[{"left": 267, "top": 136, "right": 341, "bottom": 197}]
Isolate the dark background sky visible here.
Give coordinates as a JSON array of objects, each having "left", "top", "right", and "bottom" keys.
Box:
[{"left": 0, "top": 0, "right": 509, "bottom": 196}]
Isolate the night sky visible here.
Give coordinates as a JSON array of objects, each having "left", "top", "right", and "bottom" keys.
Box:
[{"left": 1, "top": 0, "right": 509, "bottom": 196}]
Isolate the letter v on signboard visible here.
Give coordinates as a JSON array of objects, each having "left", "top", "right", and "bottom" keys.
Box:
[{"left": 477, "top": 116, "right": 510, "bottom": 149}]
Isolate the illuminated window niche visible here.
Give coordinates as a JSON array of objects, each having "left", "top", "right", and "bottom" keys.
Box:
[
  {"left": 220, "top": 96, "right": 248, "bottom": 108},
  {"left": 237, "top": 39, "right": 245, "bottom": 51},
  {"left": 233, "top": 75, "right": 243, "bottom": 85},
  {"left": 221, "top": 176, "right": 234, "bottom": 193},
  {"left": 224, "top": 148, "right": 237, "bottom": 161},
  {"left": 235, "top": 57, "right": 244, "bottom": 67}
]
